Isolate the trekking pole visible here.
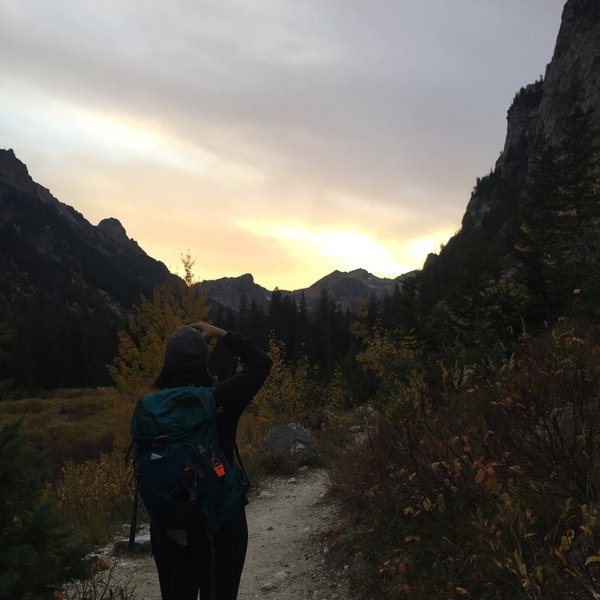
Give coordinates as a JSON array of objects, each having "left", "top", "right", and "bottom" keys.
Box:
[{"left": 128, "top": 481, "right": 140, "bottom": 553}]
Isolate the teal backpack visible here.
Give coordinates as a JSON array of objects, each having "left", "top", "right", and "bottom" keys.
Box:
[{"left": 128, "top": 386, "right": 249, "bottom": 549}]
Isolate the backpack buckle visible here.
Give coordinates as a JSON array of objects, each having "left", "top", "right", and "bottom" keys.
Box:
[{"left": 153, "top": 436, "right": 170, "bottom": 450}]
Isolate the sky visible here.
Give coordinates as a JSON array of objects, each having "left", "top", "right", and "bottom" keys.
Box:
[{"left": 0, "top": 0, "right": 566, "bottom": 291}]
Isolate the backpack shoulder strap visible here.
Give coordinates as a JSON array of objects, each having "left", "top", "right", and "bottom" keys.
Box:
[{"left": 233, "top": 442, "right": 251, "bottom": 488}]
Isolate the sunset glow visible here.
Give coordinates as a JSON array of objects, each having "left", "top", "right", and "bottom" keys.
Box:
[{"left": 0, "top": 0, "right": 565, "bottom": 290}]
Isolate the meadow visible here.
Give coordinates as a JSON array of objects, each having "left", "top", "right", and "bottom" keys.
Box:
[{"left": 0, "top": 387, "right": 126, "bottom": 473}]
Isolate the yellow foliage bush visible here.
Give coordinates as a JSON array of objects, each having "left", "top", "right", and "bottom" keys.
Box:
[
  {"left": 108, "top": 278, "right": 209, "bottom": 398},
  {"left": 236, "top": 336, "right": 311, "bottom": 460},
  {"left": 107, "top": 273, "right": 211, "bottom": 446},
  {"left": 250, "top": 335, "right": 319, "bottom": 426},
  {"left": 55, "top": 448, "right": 134, "bottom": 544},
  {"left": 236, "top": 336, "right": 356, "bottom": 475},
  {"left": 353, "top": 320, "right": 422, "bottom": 408}
]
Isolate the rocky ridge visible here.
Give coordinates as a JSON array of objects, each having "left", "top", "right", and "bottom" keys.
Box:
[
  {"left": 198, "top": 268, "right": 415, "bottom": 314},
  {"left": 0, "top": 149, "right": 172, "bottom": 313}
]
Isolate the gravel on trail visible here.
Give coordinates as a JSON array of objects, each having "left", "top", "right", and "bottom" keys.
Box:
[{"left": 101, "top": 468, "right": 353, "bottom": 600}]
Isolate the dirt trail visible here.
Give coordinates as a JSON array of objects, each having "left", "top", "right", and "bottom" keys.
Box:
[{"left": 105, "top": 468, "right": 351, "bottom": 599}]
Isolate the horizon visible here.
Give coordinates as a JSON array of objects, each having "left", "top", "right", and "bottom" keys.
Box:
[
  {"left": 0, "top": 1, "right": 566, "bottom": 290},
  {"left": 196, "top": 265, "right": 412, "bottom": 293}
]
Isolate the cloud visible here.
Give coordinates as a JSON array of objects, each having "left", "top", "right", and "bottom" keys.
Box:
[
  {"left": 0, "top": 0, "right": 566, "bottom": 288},
  {"left": 236, "top": 217, "right": 454, "bottom": 285}
]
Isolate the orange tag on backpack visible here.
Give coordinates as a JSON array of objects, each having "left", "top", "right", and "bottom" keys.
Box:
[{"left": 212, "top": 458, "right": 226, "bottom": 478}]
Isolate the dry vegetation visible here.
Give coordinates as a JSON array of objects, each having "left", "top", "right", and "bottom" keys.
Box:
[
  {"left": 7, "top": 325, "right": 600, "bottom": 599},
  {"left": 329, "top": 325, "right": 600, "bottom": 599},
  {"left": 0, "top": 387, "right": 129, "bottom": 473}
]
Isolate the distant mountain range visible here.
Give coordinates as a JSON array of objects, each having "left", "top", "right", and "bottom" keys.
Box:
[{"left": 198, "top": 268, "right": 415, "bottom": 314}]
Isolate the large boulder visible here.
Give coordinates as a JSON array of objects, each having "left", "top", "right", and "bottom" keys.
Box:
[{"left": 264, "top": 423, "right": 320, "bottom": 466}]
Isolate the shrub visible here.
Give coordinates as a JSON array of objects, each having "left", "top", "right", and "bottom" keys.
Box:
[
  {"left": 58, "top": 566, "right": 138, "bottom": 600},
  {"left": 55, "top": 448, "right": 134, "bottom": 545},
  {"left": 249, "top": 336, "right": 320, "bottom": 427},
  {"left": 330, "top": 325, "right": 600, "bottom": 599},
  {"left": 237, "top": 335, "right": 322, "bottom": 461}
]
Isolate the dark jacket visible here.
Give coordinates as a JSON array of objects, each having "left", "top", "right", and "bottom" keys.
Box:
[{"left": 213, "top": 331, "right": 272, "bottom": 463}]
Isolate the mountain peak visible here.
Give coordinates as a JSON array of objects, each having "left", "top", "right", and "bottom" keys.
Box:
[
  {"left": 97, "top": 217, "right": 142, "bottom": 252},
  {"left": 238, "top": 273, "right": 255, "bottom": 284},
  {"left": 0, "top": 148, "right": 37, "bottom": 195},
  {"left": 348, "top": 268, "right": 370, "bottom": 277},
  {"left": 198, "top": 272, "right": 270, "bottom": 312},
  {"left": 312, "top": 268, "right": 385, "bottom": 288}
]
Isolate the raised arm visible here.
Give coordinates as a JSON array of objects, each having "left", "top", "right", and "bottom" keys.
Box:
[{"left": 190, "top": 321, "right": 272, "bottom": 413}]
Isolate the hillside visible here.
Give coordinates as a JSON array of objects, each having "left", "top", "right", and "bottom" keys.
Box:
[
  {"left": 459, "top": 0, "right": 599, "bottom": 237},
  {"left": 0, "top": 149, "right": 175, "bottom": 391}
]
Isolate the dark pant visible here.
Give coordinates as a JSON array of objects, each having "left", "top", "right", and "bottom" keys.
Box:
[{"left": 151, "top": 507, "right": 248, "bottom": 600}]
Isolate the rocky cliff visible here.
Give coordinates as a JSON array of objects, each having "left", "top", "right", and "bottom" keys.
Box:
[
  {"left": 198, "top": 273, "right": 272, "bottom": 313},
  {"left": 538, "top": 0, "right": 600, "bottom": 140},
  {"left": 463, "top": 0, "right": 600, "bottom": 231}
]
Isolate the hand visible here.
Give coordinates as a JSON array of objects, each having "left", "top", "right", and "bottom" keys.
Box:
[{"left": 189, "top": 321, "right": 227, "bottom": 339}]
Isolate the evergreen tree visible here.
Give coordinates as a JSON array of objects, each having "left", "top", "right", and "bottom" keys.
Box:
[
  {"left": 517, "top": 137, "right": 563, "bottom": 322},
  {"left": 224, "top": 307, "right": 237, "bottom": 332},
  {"left": 517, "top": 83, "right": 600, "bottom": 321},
  {"left": 0, "top": 323, "right": 15, "bottom": 398},
  {"left": 248, "top": 299, "right": 267, "bottom": 348},
  {"left": 556, "top": 84, "right": 600, "bottom": 314},
  {"left": 237, "top": 293, "right": 249, "bottom": 333},
  {"left": 266, "top": 289, "right": 302, "bottom": 360},
  {"left": 0, "top": 422, "right": 88, "bottom": 600},
  {"left": 267, "top": 288, "right": 284, "bottom": 333}
]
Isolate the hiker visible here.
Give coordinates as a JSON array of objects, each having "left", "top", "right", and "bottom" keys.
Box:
[{"left": 148, "top": 321, "right": 272, "bottom": 600}]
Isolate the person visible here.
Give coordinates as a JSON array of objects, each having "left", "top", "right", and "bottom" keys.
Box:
[{"left": 149, "top": 320, "right": 272, "bottom": 600}]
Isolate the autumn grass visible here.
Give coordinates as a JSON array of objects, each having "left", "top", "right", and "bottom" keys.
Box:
[
  {"left": 0, "top": 388, "right": 135, "bottom": 546},
  {"left": 59, "top": 564, "right": 140, "bottom": 600},
  {"left": 0, "top": 387, "right": 129, "bottom": 474}
]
